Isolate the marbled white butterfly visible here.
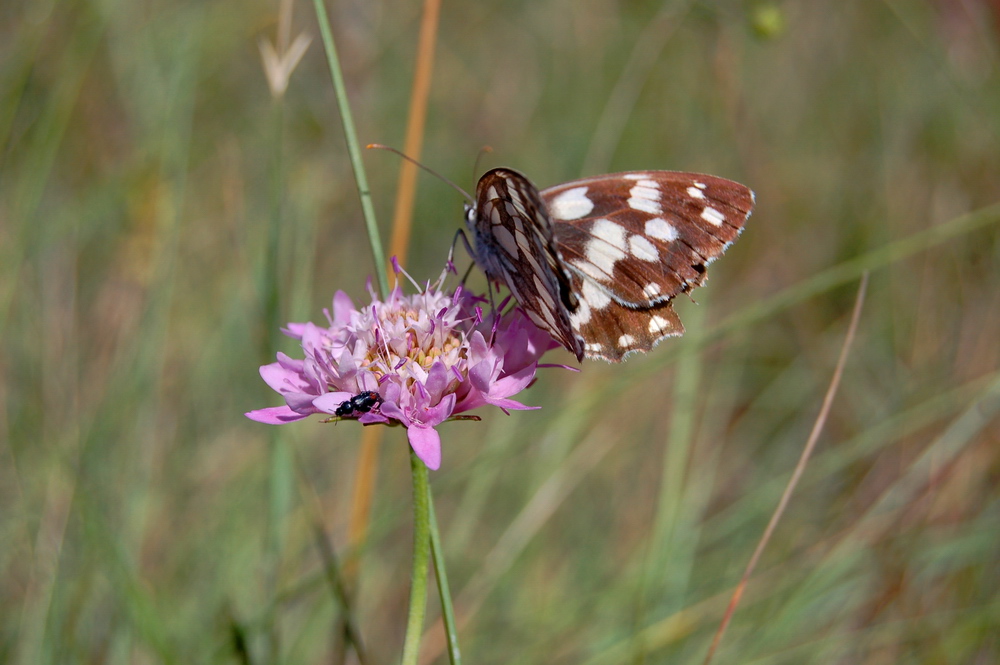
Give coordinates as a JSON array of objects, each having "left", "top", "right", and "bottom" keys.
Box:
[{"left": 464, "top": 168, "right": 754, "bottom": 362}]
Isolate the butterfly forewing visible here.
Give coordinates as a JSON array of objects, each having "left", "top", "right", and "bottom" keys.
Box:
[
  {"left": 543, "top": 172, "right": 753, "bottom": 309},
  {"left": 466, "top": 168, "right": 753, "bottom": 362}
]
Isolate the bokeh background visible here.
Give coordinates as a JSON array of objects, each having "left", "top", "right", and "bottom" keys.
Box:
[{"left": 3, "top": 0, "right": 1000, "bottom": 663}]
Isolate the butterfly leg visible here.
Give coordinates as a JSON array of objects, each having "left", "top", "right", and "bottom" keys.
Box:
[
  {"left": 449, "top": 228, "right": 483, "bottom": 289},
  {"left": 458, "top": 261, "right": 475, "bottom": 285},
  {"left": 448, "top": 227, "right": 504, "bottom": 340},
  {"left": 484, "top": 277, "right": 502, "bottom": 344},
  {"left": 449, "top": 229, "right": 473, "bottom": 275}
]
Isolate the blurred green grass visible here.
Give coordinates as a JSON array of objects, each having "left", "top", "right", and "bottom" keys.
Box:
[{"left": 3, "top": 0, "right": 1000, "bottom": 663}]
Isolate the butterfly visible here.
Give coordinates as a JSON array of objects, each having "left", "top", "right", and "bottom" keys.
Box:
[{"left": 464, "top": 168, "right": 754, "bottom": 362}]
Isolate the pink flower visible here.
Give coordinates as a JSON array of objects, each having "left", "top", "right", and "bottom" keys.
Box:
[{"left": 246, "top": 268, "right": 563, "bottom": 469}]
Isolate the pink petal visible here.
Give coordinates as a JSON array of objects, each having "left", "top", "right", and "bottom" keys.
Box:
[
  {"left": 490, "top": 364, "right": 538, "bottom": 398},
  {"left": 424, "top": 362, "right": 451, "bottom": 401},
  {"left": 421, "top": 393, "right": 457, "bottom": 427},
  {"left": 245, "top": 406, "right": 310, "bottom": 424},
  {"left": 407, "top": 426, "right": 442, "bottom": 470},
  {"left": 469, "top": 357, "right": 500, "bottom": 393},
  {"left": 312, "top": 391, "right": 355, "bottom": 414},
  {"left": 260, "top": 356, "right": 308, "bottom": 394},
  {"left": 285, "top": 391, "right": 322, "bottom": 413},
  {"left": 331, "top": 291, "right": 355, "bottom": 325},
  {"left": 452, "top": 392, "right": 488, "bottom": 413},
  {"left": 282, "top": 322, "right": 308, "bottom": 339},
  {"left": 358, "top": 412, "right": 389, "bottom": 425},
  {"left": 467, "top": 331, "right": 491, "bottom": 366},
  {"left": 378, "top": 400, "right": 407, "bottom": 424},
  {"left": 358, "top": 371, "right": 381, "bottom": 392},
  {"left": 484, "top": 396, "right": 539, "bottom": 411},
  {"left": 299, "top": 322, "right": 330, "bottom": 353}
]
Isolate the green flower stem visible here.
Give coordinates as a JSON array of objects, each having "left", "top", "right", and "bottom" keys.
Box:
[
  {"left": 429, "top": 486, "right": 462, "bottom": 665},
  {"left": 401, "top": 449, "right": 431, "bottom": 665},
  {"left": 311, "top": 9, "right": 463, "bottom": 664},
  {"left": 262, "top": 92, "right": 291, "bottom": 665},
  {"left": 311, "top": 0, "right": 389, "bottom": 299}
]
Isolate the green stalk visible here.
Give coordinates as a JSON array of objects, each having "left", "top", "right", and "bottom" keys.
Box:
[
  {"left": 311, "top": 0, "right": 389, "bottom": 299},
  {"left": 310, "top": 7, "right": 462, "bottom": 665},
  {"left": 402, "top": 449, "right": 432, "bottom": 665},
  {"left": 261, "top": 92, "right": 293, "bottom": 662},
  {"left": 429, "top": 486, "right": 462, "bottom": 665}
]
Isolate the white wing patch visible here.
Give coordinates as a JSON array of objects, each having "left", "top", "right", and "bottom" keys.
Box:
[
  {"left": 548, "top": 186, "right": 594, "bottom": 220},
  {"left": 627, "top": 181, "right": 662, "bottom": 214},
  {"left": 628, "top": 235, "right": 658, "bottom": 262},
  {"left": 581, "top": 278, "right": 611, "bottom": 309},
  {"left": 570, "top": 278, "right": 611, "bottom": 328},
  {"left": 701, "top": 206, "right": 726, "bottom": 227},
  {"left": 645, "top": 217, "right": 678, "bottom": 242},
  {"left": 648, "top": 315, "right": 671, "bottom": 334},
  {"left": 585, "top": 219, "right": 628, "bottom": 274}
]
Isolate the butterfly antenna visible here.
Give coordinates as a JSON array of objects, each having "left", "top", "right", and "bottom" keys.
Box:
[
  {"left": 472, "top": 145, "right": 493, "bottom": 181},
  {"left": 367, "top": 144, "right": 473, "bottom": 202}
]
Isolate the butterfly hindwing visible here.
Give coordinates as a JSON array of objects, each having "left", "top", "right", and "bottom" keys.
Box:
[{"left": 566, "top": 272, "right": 686, "bottom": 362}]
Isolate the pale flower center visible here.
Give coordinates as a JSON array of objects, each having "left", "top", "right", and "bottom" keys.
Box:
[{"left": 360, "top": 302, "right": 467, "bottom": 382}]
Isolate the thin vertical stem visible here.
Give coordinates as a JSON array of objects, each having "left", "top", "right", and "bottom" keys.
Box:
[
  {"left": 349, "top": 2, "right": 449, "bottom": 658},
  {"left": 311, "top": 0, "right": 388, "bottom": 298},
  {"left": 401, "top": 449, "right": 432, "bottom": 665},
  {"left": 428, "top": 485, "right": 461, "bottom": 665},
  {"left": 703, "top": 273, "right": 870, "bottom": 665},
  {"left": 260, "top": 59, "right": 297, "bottom": 652}
]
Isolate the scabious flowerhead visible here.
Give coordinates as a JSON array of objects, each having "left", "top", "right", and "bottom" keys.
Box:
[{"left": 246, "top": 267, "right": 562, "bottom": 470}]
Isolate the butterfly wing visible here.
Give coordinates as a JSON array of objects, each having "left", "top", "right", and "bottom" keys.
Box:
[
  {"left": 568, "top": 291, "right": 686, "bottom": 362},
  {"left": 543, "top": 172, "right": 754, "bottom": 307},
  {"left": 542, "top": 171, "right": 754, "bottom": 361},
  {"left": 469, "top": 168, "right": 585, "bottom": 360},
  {"left": 468, "top": 168, "right": 753, "bottom": 363}
]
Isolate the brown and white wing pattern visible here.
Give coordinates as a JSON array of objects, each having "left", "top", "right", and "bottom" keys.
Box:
[
  {"left": 466, "top": 168, "right": 754, "bottom": 362},
  {"left": 544, "top": 171, "right": 753, "bottom": 361},
  {"left": 467, "top": 169, "right": 585, "bottom": 360}
]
